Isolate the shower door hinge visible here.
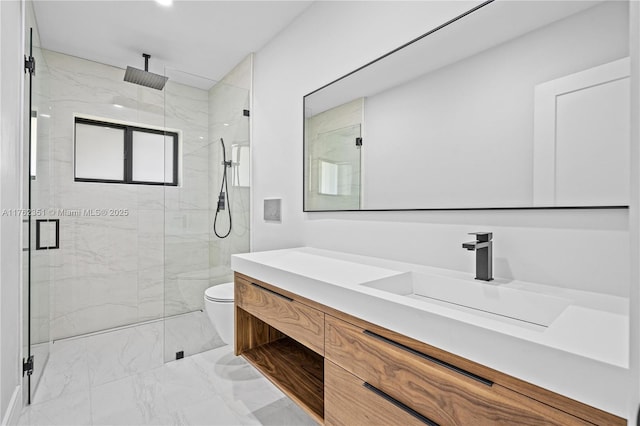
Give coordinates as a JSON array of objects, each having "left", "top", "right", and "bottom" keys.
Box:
[
  {"left": 22, "top": 355, "right": 34, "bottom": 377},
  {"left": 24, "top": 55, "right": 35, "bottom": 76},
  {"left": 243, "top": 109, "right": 250, "bottom": 117},
  {"left": 355, "top": 137, "right": 363, "bottom": 147}
]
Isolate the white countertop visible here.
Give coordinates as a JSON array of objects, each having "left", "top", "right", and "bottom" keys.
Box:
[{"left": 231, "top": 247, "right": 629, "bottom": 417}]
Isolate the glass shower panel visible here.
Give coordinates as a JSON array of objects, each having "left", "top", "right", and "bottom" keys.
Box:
[
  {"left": 163, "top": 56, "right": 251, "bottom": 362},
  {"left": 44, "top": 48, "right": 167, "bottom": 344},
  {"left": 23, "top": 1, "right": 55, "bottom": 402},
  {"left": 162, "top": 69, "right": 218, "bottom": 362}
]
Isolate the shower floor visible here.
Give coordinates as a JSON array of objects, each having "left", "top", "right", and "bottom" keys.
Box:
[{"left": 18, "top": 312, "right": 315, "bottom": 425}]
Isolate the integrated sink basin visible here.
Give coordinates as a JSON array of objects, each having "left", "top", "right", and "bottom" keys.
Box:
[{"left": 362, "top": 272, "right": 571, "bottom": 327}]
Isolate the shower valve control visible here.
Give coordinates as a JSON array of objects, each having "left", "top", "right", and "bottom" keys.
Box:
[{"left": 217, "top": 192, "right": 226, "bottom": 211}]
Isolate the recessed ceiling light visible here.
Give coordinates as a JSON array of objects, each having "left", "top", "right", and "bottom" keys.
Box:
[
  {"left": 155, "top": 0, "right": 173, "bottom": 6},
  {"left": 199, "top": 136, "right": 204, "bottom": 140},
  {"left": 113, "top": 104, "right": 124, "bottom": 108},
  {"left": 223, "top": 123, "right": 229, "bottom": 127},
  {"left": 40, "top": 114, "right": 51, "bottom": 118}
]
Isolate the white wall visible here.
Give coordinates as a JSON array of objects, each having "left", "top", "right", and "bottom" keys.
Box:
[
  {"left": 0, "top": 0, "right": 25, "bottom": 422},
  {"left": 253, "top": 0, "right": 629, "bottom": 295}
]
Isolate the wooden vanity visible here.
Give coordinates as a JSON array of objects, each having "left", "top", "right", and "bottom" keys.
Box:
[{"left": 234, "top": 272, "right": 625, "bottom": 425}]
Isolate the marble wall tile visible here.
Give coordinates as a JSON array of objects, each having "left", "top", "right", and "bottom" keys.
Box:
[
  {"left": 137, "top": 275, "right": 164, "bottom": 322},
  {"left": 50, "top": 276, "right": 93, "bottom": 339},
  {"left": 164, "top": 240, "right": 209, "bottom": 278},
  {"left": 164, "top": 210, "right": 210, "bottom": 240},
  {"left": 66, "top": 218, "right": 113, "bottom": 277},
  {"left": 51, "top": 272, "right": 140, "bottom": 340},
  {"left": 30, "top": 279, "right": 51, "bottom": 344},
  {"left": 137, "top": 185, "right": 165, "bottom": 211},
  {"left": 163, "top": 277, "right": 207, "bottom": 317}
]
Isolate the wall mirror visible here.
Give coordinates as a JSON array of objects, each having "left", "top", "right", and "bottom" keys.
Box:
[{"left": 303, "top": 0, "right": 630, "bottom": 211}]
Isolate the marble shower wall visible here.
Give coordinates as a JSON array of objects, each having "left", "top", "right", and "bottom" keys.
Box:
[{"left": 40, "top": 50, "right": 211, "bottom": 340}]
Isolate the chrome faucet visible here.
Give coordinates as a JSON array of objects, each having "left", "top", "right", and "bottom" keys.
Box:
[{"left": 462, "top": 232, "right": 493, "bottom": 281}]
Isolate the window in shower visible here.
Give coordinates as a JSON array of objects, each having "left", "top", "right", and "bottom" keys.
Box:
[{"left": 74, "top": 116, "right": 179, "bottom": 185}]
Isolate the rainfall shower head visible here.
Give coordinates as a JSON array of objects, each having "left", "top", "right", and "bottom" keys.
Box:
[{"left": 124, "top": 53, "right": 168, "bottom": 91}]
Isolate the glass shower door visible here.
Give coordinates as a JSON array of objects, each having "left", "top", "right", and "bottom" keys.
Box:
[{"left": 23, "top": 18, "right": 54, "bottom": 403}]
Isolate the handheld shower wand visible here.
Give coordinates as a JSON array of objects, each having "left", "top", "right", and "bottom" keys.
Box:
[{"left": 214, "top": 138, "right": 232, "bottom": 239}]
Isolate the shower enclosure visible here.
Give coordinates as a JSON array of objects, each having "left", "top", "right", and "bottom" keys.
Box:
[{"left": 22, "top": 0, "right": 251, "bottom": 401}]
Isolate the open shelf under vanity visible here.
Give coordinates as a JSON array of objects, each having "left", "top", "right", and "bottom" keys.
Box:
[{"left": 241, "top": 335, "right": 324, "bottom": 423}]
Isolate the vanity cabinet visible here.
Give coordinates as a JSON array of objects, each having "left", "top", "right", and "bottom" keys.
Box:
[
  {"left": 325, "top": 315, "right": 590, "bottom": 426},
  {"left": 234, "top": 273, "right": 625, "bottom": 426},
  {"left": 325, "top": 359, "right": 431, "bottom": 426},
  {"left": 236, "top": 277, "right": 324, "bottom": 355}
]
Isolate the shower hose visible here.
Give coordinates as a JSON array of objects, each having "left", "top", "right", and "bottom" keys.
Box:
[{"left": 214, "top": 138, "right": 232, "bottom": 239}]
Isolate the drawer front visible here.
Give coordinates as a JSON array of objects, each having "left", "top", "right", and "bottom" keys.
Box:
[
  {"left": 235, "top": 278, "right": 324, "bottom": 355},
  {"left": 325, "top": 359, "right": 434, "bottom": 426},
  {"left": 325, "top": 315, "right": 589, "bottom": 426}
]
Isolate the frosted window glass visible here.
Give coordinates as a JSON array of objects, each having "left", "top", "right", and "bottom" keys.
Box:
[
  {"left": 75, "top": 123, "right": 124, "bottom": 180},
  {"left": 131, "top": 131, "right": 174, "bottom": 183}
]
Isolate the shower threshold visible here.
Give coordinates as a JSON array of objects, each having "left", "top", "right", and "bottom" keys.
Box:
[{"left": 52, "top": 309, "right": 204, "bottom": 344}]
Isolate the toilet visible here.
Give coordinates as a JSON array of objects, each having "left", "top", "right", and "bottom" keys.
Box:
[{"left": 204, "top": 282, "right": 234, "bottom": 344}]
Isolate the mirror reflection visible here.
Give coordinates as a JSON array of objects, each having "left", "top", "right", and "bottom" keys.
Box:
[{"left": 303, "top": 0, "right": 630, "bottom": 211}]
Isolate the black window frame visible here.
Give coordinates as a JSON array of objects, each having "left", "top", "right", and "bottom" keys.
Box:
[{"left": 74, "top": 117, "right": 179, "bottom": 186}]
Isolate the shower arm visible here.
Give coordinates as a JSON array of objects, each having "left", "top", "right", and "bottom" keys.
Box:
[{"left": 143, "top": 53, "right": 150, "bottom": 72}]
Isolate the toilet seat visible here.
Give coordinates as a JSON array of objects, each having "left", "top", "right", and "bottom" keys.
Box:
[{"left": 205, "top": 282, "right": 234, "bottom": 303}]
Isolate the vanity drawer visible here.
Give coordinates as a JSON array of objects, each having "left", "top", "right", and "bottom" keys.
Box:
[
  {"left": 235, "top": 277, "right": 324, "bottom": 355},
  {"left": 325, "top": 315, "right": 589, "bottom": 426},
  {"left": 325, "top": 359, "right": 433, "bottom": 426}
]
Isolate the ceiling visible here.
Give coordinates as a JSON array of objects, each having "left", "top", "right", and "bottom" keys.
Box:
[{"left": 32, "top": 0, "right": 312, "bottom": 89}]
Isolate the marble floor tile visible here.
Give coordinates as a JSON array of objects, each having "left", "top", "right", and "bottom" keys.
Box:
[
  {"left": 31, "top": 338, "right": 89, "bottom": 404},
  {"left": 190, "top": 346, "right": 288, "bottom": 415},
  {"left": 85, "top": 321, "right": 163, "bottom": 386},
  {"left": 90, "top": 373, "right": 173, "bottom": 426},
  {"left": 169, "top": 394, "right": 245, "bottom": 426},
  {"left": 239, "top": 398, "right": 318, "bottom": 426},
  {"left": 140, "top": 357, "right": 219, "bottom": 414},
  {"left": 20, "top": 390, "right": 91, "bottom": 426},
  {"left": 21, "top": 318, "right": 315, "bottom": 426}
]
